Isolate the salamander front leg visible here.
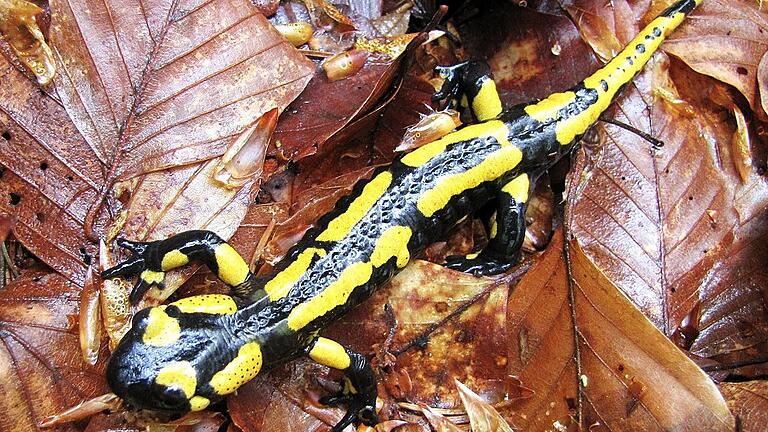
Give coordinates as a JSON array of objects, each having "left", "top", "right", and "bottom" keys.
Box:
[
  {"left": 307, "top": 337, "right": 379, "bottom": 431},
  {"left": 102, "top": 230, "right": 256, "bottom": 303},
  {"left": 433, "top": 60, "right": 503, "bottom": 122},
  {"left": 446, "top": 174, "right": 532, "bottom": 276}
]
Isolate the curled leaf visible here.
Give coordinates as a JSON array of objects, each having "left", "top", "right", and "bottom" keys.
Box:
[
  {"left": 395, "top": 109, "right": 461, "bottom": 152},
  {"left": 0, "top": 0, "right": 55, "bottom": 84},
  {"left": 323, "top": 48, "right": 369, "bottom": 82},
  {"left": 274, "top": 22, "right": 313, "bottom": 47},
  {"left": 39, "top": 393, "right": 119, "bottom": 428},
  {"left": 455, "top": 379, "right": 514, "bottom": 432},
  {"left": 79, "top": 265, "right": 102, "bottom": 365},
  {"left": 213, "top": 108, "right": 278, "bottom": 189}
]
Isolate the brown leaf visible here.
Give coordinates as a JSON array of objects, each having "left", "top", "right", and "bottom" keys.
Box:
[
  {"left": 0, "top": 54, "right": 105, "bottom": 285},
  {"left": 455, "top": 379, "right": 514, "bottom": 432},
  {"left": 0, "top": 270, "right": 109, "bottom": 432},
  {"left": 720, "top": 381, "right": 768, "bottom": 432},
  {"left": 566, "top": 31, "right": 768, "bottom": 374},
  {"left": 50, "top": 0, "right": 313, "bottom": 180},
  {"left": 502, "top": 230, "right": 734, "bottom": 431},
  {"left": 662, "top": 0, "right": 768, "bottom": 117}
]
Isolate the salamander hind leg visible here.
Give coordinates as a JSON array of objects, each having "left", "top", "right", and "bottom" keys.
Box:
[
  {"left": 307, "top": 337, "right": 379, "bottom": 431},
  {"left": 102, "top": 230, "right": 256, "bottom": 304},
  {"left": 446, "top": 174, "right": 532, "bottom": 276}
]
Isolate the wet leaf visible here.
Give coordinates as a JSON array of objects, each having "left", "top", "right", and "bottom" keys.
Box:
[
  {"left": 455, "top": 379, "right": 514, "bottom": 432},
  {"left": 720, "top": 381, "right": 768, "bottom": 432},
  {"left": 661, "top": 0, "right": 768, "bottom": 117},
  {"left": 0, "top": 0, "right": 56, "bottom": 84},
  {"left": 501, "top": 230, "right": 734, "bottom": 430},
  {"left": 566, "top": 30, "right": 768, "bottom": 375},
  {"left": 0, "top": 270, "right": 109, "bottom": 431},
  {"left": 50, "top": 0, "right": 313, "bottom": 180}
]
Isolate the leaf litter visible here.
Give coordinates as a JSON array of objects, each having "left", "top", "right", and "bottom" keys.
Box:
[{"left": 0, "top": 0, "right": 767, "bottom": 431}]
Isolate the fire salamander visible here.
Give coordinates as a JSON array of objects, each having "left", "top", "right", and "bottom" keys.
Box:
[{"left": 102, "top": 1, "right": 701, "bottom": 429}]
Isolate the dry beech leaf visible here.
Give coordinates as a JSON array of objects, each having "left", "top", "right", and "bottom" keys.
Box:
[
  {"left": 0, "top": 270, "right": 109, "bottom": 431},
  {"left": 662, "top": 0, "right": 768, "bottom": 116},
  {"left": 455, "top": 379, "right": 514, "bottom": 432},
  {"left": 502, "top": 229, "right": 733, "bottom": 430},
  {"left": 50, "top": 0, "right": 313, "bottom": 180},
  {"left": 719, "top": 381, "right": 768, "bottom": 432}
]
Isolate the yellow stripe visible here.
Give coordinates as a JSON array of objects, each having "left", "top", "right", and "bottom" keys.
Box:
[
  {"left": 524, "top": 91, "right": 577, "bottom": 124},
  {"left": 155, "top": 361, "right": 196, "bottom": 398},
  {"left": 472, "top": 79, "right": 503, "bottom": 121},
  {"left": 316, "top": 172, "right": 393, "bottom": 242},
  {"left": 142, "top": 307, "right": 181, "bottom": 347},
  {"left": 214, "top": 243, "right": 250, "bottom": 286},
  {"left": 526, "top": 13, "right": 687, "bottom": 146},
  {"left": 264, "top": 248, "right": 326, "bottom": 300},
  {"left": 140, "top": 269, "right": 164, "bottom": 284},
  {"left": 501, "top": 173, "right": 530, "bottom": 203},
  {"left": 161, "top": 250, "right": 189, "bottom": 271},
  {"left": 287, "top": 261, "right": 373, "bottom": 330},
  {"left": 370, "top": 225, "right": 412, "bottom": 268},
  {"left": 309, "top": 337, "right": 351, "bottom": 370},
  {"left": 400, "top": 120, "right": 512, "bottom": 167},
  {"left": 417, "top": 145, "right": 523, "bottom": 217},
  {"left": 209, "top": 341, "right": 263, "bottom": 395},
  {"left": 171, "top": 294, "right": 237, "bottom": 314}
]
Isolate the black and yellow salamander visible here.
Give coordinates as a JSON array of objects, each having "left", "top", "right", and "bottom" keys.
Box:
[{"left": 102, "top": 1, "right": 701, "bottom": 429}]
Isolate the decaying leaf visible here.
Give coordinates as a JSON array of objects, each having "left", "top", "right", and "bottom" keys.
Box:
[
  {"left": 662, "top": 0, "right": 768, "bottom": 117},
  {"left": 501, "top": 230, "right": 734, "bottom": 430},
  {"left": 455, "top": 379, "right": 514, "bottom": 432},
  {"left": 0, "top": 271, "right": 109, "bottom": 431},
  {"left": 720, "top": 381, "right": 768, "bottom": 432}
]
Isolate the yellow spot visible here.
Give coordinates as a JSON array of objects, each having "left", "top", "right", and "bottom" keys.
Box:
[
  {"left": 288, "top": 261, "right": 373, "bottom": 330},
  {"left": 466, "top": 252, "right": 480, "bottom": 259},
  {"left": 417, "top": 145, "right": 523, "bottom": 217},
  {"left": 544, "top": 14, "right": 687, "bottom": 145},
  {"left": 155, "top": 361, "right": 197, "bottom": 398},
  {"left": 161, "top": 250, "right": 189, "bottom": 271},
  {"left": 523, "top": 91, "right": 576, "bottom": 123},
  {"left": 264, "top": 248, "right": 326, "bottom": 300},
  {"left": 141, "top": 269, "right": 164, "bottom": 284},
  {"left": 501, "top": 173, "right": 530, "bottom": 203},
  {"left": 189, "top": 395, "right": 210, "bottom": 411},
  {"left": 214, "top": 243, "right": 250, "bottom": 286},
  {"left": 472, "top": 79, "right": 503, "bottom": 121},
  {"left": 400, "top": 120, "right": 512, "bottom": 167},
  {"left": 210, "top": 342, "right": 263, "bottom": 395},
  {"left": 309, "top": 337, "right": 351, "bottom": 370},
  {"left": 142, "top": 307, "right": 181, "bottom": 347},
  {"left": 316, "top": 172, "right": 393, "bottom": 242},
  {"left": 171, "top": 294, "right": 237, "bottom": 314},
  {"left": 370, "top": 226, "right": 412, "bottom": 268}
]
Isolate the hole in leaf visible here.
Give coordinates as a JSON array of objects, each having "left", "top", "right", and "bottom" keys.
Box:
[
  {"left": 1, "top": 131, "right": 10, "bottom": 141},
  {"left": 39, "top": 161, "right": 48, "bottom": 171},
  {"left": 35, "top": 212, "right": 45, "bottom": 222},
  {"left": 9, "top": 193, "right": 21, "bottom": 205},
  {"left": 66, "top": 175, "right": 74, "bottom": 182},
  {"left": 736, "top": 66, "right": 748, "bottom": 75},
  {"left": 688, "top": 196, "right": 693, "bottom": 201}
]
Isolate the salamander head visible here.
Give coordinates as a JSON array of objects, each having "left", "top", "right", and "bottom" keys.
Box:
[{"left": 106, "top": 294, "right": 255, "bottom": 413}]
